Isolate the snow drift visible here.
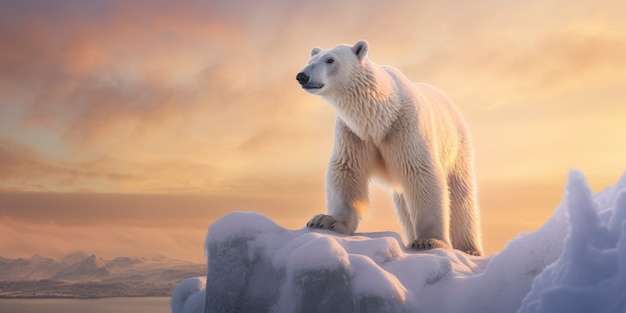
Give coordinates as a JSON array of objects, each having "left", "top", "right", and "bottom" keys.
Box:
[{"left": 172, "top": 170, "right": 626, "bottom": 313}]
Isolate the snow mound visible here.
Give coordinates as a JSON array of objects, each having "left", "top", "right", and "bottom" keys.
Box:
[
  {"left": 171, "top": 276, "right": 206, "bottom": 313},
  {"left": 517, "top": 171, "right": 626, "bottom": 313},
  {"left": 171, "top": 170, "right": 626, "bottom": 313}
]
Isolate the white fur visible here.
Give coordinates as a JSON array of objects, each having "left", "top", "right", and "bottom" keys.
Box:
[{"left": 298, "top": 40, "right": 483, "bottom": 255}]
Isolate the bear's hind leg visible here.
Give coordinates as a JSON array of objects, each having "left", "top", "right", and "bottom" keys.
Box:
[{"left": 448, "top": 169, "right": 484, "bottom": 256}]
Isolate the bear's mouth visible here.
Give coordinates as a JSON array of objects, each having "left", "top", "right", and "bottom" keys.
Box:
[{"left": 302, "top": 83, "right": 324, "bottom": 90}]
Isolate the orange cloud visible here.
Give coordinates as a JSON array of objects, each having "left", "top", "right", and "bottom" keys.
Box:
[
  {"left": 0, "top": 0, "right": 624, "bottom": 261},
  {"left": 0, "top": 187, "right": 327, "bottom": 262},
  {"left": 0, "top": 216, "right": 208, "bottom": 263}
]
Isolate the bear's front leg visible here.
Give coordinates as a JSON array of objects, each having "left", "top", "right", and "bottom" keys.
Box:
[
  {"left": 402, "top": 159, "right": 453, "bottom": 252},
  {"left": 404, "top": 170, "right": 452, "bottom": 251},
  {"left": 306, "top": 162, "right": 366, "bottom": 235},
  {"left": 306, "top": 121, "right": 370, "bottom": 235}
]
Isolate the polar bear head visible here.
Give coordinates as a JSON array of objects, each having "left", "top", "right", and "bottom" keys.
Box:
[{"left": 296, "top": 40, "right": 369, "bottom": 96}]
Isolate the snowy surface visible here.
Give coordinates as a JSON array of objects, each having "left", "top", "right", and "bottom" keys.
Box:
[{"left": 172, "top": 170, "right": 626, "bottom": 313}]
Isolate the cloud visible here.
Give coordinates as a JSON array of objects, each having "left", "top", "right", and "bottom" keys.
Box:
[
  {"left": 0, "top": 136, "right": 234, "bottom": 194},
  {"left": 0, "top": 138, "right": 138, "bottom": 191},
  {"left": 0, "top": 216, "right": 207, "bottom": 262},
  {"left": 0, "top": 186, "right": 326, "bottom": 263},
  {"left": 0, "top": 0, "right": 625, "bottom": 262},
  {"left": 0, "top": 0, "right": 344, "bottom": 195},
  {"left": 399, "top": 11, "right": 626, "bottom": 111}
]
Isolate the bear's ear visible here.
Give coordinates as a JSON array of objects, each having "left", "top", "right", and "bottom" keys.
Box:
[
  {"left": 352, "top": 40, "right": 369, "bottom": 61},
  {"left": 311, "top": 47, "right": 322, "bottom": 57}
]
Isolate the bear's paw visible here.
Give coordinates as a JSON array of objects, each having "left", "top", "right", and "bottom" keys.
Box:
[
  {"left": 306, "top": 214, "right": 352, "bottom": 235},
  {"left": 408, "top": 238, "right": 451, "bottom": 251}
]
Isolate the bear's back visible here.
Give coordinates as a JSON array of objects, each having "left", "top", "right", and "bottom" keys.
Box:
[{"left": 382, "top": 64, "right": 470, "bottom": 172}]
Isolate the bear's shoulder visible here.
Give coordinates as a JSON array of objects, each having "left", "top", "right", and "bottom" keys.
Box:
[{"left": 377, "top": 64, "right": 414, "bottom": 88}]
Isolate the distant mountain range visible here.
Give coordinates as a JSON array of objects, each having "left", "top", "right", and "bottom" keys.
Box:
[{"left": 0, "top": 252, "right": 206, "bottom": 298}]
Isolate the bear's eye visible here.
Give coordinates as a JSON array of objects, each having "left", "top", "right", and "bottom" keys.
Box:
[{"left": 326, "top": 58, "right": 335, "bottom": 64}]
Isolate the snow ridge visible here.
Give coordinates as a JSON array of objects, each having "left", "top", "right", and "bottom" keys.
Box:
[
  {"left": 172, "top": 170, "right": 626, "bottom": 313},
  {"left": 517, "top": 171, "right": 626, "bottom": 313}
]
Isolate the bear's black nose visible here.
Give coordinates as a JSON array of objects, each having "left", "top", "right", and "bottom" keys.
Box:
[{"left": 296, "top": 72, "right": 309, "bottom": 85}]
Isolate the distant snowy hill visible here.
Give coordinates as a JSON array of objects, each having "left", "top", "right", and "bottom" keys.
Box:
[
  {"left": 172, "top": 170, "right": 626, "bottom": 313},
  {"left": 0, "top": 253, "right": 205, "bottom": 298},
  {"left": 0, "top": 255, "right": 65, "bottom": 281},
  {"left": 51, "top": 254, "right": 110, "bottom": 282}
]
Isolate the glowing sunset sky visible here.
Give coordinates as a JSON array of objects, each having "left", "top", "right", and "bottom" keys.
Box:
[{"left": 1, "top": 0, "right": 625, "bottom": 263}]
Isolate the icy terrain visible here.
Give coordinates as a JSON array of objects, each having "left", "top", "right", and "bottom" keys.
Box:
[{"left": 172, "top": 170, "right": 626, "bottom": 313}]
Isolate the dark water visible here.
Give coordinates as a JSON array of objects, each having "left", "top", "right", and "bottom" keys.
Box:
[{"left": 0, "top": 297, "right": 170, "bottom": 313}]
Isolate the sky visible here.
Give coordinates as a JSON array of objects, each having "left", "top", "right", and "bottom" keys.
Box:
[{"left": 0, "top": 0, "right": 625, "bottom": 263}]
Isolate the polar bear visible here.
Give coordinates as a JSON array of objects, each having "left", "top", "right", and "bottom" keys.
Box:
[{"left": 296, "top": 40, "right": 483, "bottom": 256}]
